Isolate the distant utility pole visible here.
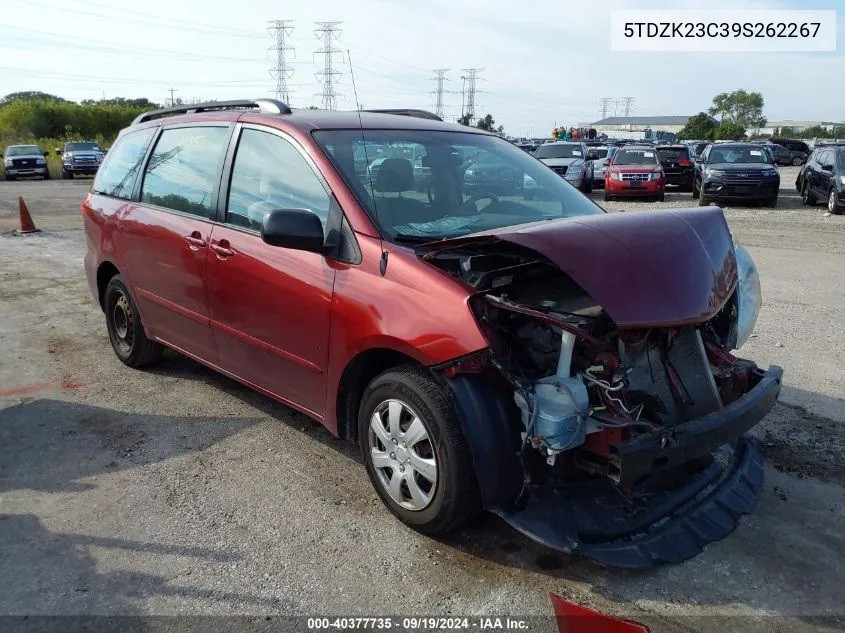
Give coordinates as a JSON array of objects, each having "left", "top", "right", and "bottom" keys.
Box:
[
  {"left": 313, "top": 21, "right": 343, "bottom": 110},
  {"left": 167, "top": 88, "right": 178, "bottom": 107},
  {"left": 431, "top": 68, "right": 450, "bottom": 119},
  {"left": 460, "top": 75, "right": 467, "bottom": 121},
  {"left": 599, "top": 97, "right": 612, "bottom": 120},
  {"left": 623, "top": 96, "right": 635, "bottom": 117},
  {"left": 268, "top": 20, "right": 295, "bottom": 104},
  {"left": 460, "top": 68, "right": 481, "bottom": 124}
]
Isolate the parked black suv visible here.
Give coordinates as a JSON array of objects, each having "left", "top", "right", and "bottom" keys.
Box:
[
  {"left": 655, "top": 144, "right": 694, "bottom": 190},
  {"left": 693, "top": 143, "right": 780, "bottom": 207},
  {"left": 766, "top": 143, "right": 793, "bottom": 166},
  {"left": 797, "top": 143, "right": 845, "bottom": 214},
  {"left": 768, "top": 138, "right": 810, "bottom": 166}
]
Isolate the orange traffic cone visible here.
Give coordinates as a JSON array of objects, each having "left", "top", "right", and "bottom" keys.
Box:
[{"left": 17, "top": 196, "right": 40, "bottom": 234}]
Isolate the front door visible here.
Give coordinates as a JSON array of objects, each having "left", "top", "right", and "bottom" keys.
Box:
[
  {"left": 123, "top": 123, "right": 232, "bottom": 362},
  {"left": 206, "top": 126, "right": 336, "bottom": 418}
]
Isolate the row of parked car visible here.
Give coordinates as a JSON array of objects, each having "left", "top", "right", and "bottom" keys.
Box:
[
  {"left": 2, "top": 141, "right": 105, "bottom": 180},
  {"left": 794, "top": 140, "right": 845, "bottom": 214},
  {"left": 521, "top": 137, "right": 803, "bottom": 207}
]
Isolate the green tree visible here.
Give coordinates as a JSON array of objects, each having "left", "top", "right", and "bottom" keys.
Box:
[
  {"left": 714, "top": 120, "right": 747, "bottom": 140},
  {"left": 777, "top": 126, "right": 794, "bottom": 137},
  {"left": 1, "top": 91, "right": 69, "bottom": 104},
  {"left": 677, "top": 112, "right": 717, "bottom": 140},
  {"left": 708, "top": 90, "right": 766, "bottom": 130},
  {"left": 799, "top": 125, "right": 832, "bottom": 139}
]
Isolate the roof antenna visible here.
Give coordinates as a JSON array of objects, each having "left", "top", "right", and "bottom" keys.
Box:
[{"left": 348, "top": 49, "right": 387, "bottom": 276}]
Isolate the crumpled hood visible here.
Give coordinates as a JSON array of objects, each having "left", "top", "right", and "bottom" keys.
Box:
[{"left": 423, "top": 207, "right": 738, "bottom": 328}]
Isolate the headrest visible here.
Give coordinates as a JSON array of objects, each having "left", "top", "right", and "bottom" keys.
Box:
[{"left": 375, "top": 158, "right": 414, "bottom": 193}]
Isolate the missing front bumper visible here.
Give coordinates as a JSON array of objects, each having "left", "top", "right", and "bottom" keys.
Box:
[{"left": 609, "top": 365, "right": 782, "bottom": 486}]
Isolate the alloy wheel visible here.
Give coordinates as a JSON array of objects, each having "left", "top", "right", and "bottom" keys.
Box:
[
  {"left": 368, "top": 399, "right": 437, "bottom": 511},
  {"left": 829, "top": 190, "right": 837, "bottom": 214}
]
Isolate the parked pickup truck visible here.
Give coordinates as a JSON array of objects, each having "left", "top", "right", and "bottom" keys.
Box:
[{"left": 60, "top": 141, "right": 105, "bottom": 179}]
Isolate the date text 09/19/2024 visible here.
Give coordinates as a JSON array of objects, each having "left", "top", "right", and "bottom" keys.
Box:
[{"left": 307, "top": 617, "right": 529, "bottom": 630}]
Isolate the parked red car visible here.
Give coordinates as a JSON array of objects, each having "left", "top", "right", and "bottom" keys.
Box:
[
  {"left": 604, "top": 146, "right": 665, "bottom": 202},
  {"left": 83, "top": 100, "right": 781, "bottom": 568}
]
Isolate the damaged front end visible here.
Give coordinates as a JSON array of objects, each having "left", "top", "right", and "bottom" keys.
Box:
[{"left": 426, "top": 208, "right": 782, "bottom": 568}]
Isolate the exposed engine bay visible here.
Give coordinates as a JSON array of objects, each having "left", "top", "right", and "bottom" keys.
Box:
[{"left": 430, "top": 238, "right": 767, "bottom": 489}]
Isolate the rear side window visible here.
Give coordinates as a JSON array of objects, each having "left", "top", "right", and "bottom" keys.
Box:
[
  {"left": 141, "top": 126, "right": 230, "bottom": 217},
  {"left": 226, "top": 128, "right": 331, "bottom": 231},
  {"left": 92, "top": 128, "right": 155, "bottom": 199},
  {"left": 656, "top": 147, "right": 690, "bottom": 160}
]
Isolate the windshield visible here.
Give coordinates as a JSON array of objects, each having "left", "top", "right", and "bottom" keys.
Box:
[
  {"left": 313, "top": 130, "right": 603, "bottom": 241},
  {"left": 588, "top": 148, "right": 608, "bottom": 160},
  {"left": 707, "top": 146, "right": 768, "bottom": 164},
  {"left": 66, "top": 142, "right": 100, "bottom": 152},
  {"left": 533, "top": 144, "right": 583, "bottom": 159},
  {"left": 613, "top": 149, "right": 658, "bottom": 165},
  {"left": 656, "top": 147, "right": 689, "bottom": 160},
  {"left": 5, "top": 145, "right": 42, "bottom": 157}
]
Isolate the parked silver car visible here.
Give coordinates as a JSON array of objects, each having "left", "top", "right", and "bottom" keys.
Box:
[
  {"left": 587, "top": 146, "right": 617, "bottom": 188},
  {"left": 3, "top": 144, "right": 49, "bottom": 180},
  {"left": 532, "top": 141, "right": 593, "bottom": 193}
]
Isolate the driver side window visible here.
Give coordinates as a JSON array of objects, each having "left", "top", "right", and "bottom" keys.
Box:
[{"left": 227, "top": 128, "right": 331, "bottom": 231}]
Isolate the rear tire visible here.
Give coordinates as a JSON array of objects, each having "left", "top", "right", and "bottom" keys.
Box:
[
  {"left": 692, "top": 178, "right": 699, "bottom": 198},
  {"left": 358, "top": 366, "right": 481, "bottom": 536},
  {"left": 104, "top": 275, "right": 164, "bottom": 368},
  {"left": 43, "top": 170, "right": 50, "bottom": 181},
  {"left": 792, "top": 156, "right": 804, "bottom": 166}
]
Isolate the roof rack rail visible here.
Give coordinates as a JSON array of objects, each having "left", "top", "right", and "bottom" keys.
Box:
[
  {"left": 362, "top": 109, "right": 442, "bottom": 122},
  {"left": 132, "top": 98, "right": 292, "bottom": 125}
]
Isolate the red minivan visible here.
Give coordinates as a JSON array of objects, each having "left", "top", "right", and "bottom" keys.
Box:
[
  {"left": 604, "top": 145, "right": 665, "bottom": 202},
  {"left": 83, "top": 100, "right": 780, "bottom": 568}
]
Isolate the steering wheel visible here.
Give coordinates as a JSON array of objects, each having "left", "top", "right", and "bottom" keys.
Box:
[{"left": 463, "top": 192, "right": 499, "bottom": 212}]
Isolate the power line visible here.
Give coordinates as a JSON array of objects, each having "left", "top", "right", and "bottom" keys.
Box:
[
  {"left": 460, "top": 68, "right": 481, "bottom": 123},
  {"left": 430, "top": 69, "right": 450, "bottom": 119},
  {"left": 313, "top": 21, "right": 343, "bottom": 110},
  {"left": 268, "top": 20, "right": 295, "bottom": 104}
]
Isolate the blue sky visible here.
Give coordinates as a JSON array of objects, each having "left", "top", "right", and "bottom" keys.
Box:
[{"left": 1, "top": 0, "right": 842, "bottom": 137}]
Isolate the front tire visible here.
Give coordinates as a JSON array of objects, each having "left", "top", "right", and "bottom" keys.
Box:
[
  {"left": 581, "top": 177, "right": 593, "bottom": 194},
  {"left": 765, "top": 193, "right": 778, "bottom": 208},
  {"left": 62, "top": 168, "right": 72, "bottom": 180},
  {"left": 697, "top": 183, "right": 709, "bottom": 206},
  {"left": 104, "top": 275, "right": 164, "bottom": 367},
  {"left": 802, "top": 182, "right": 816, "bottom": 206},
  {"left": 657, "top": 191, "right": 665, "bottom": 202},
  {"left": 358, "top": 367, "right": 481, "bottom": 536},
  {"left": 829, "top": 189, "right": 842, "bottom": 215}
]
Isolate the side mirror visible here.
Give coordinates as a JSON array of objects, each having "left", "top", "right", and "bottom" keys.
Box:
[
  {"left": 261, "top": 208, "right": 325, "bottom": 253},
  {"left": 822, "top": 163, "right": 834, "bottom": 171},
  {"left": 43, "top": 151, "right": 49, "bottom": 157}
]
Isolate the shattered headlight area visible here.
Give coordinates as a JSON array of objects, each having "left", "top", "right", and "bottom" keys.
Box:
[{"left": 734, "top": 241, "right": 762, "bottom": 350}]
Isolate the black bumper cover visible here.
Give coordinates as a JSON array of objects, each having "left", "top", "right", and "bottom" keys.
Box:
[{"left": 448, "top": 365, "right": 782, "bottom": 569}]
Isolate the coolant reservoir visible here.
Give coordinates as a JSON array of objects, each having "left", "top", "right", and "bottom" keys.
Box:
[{"left": 515, "top": 376, "right": 590, "bottom": 454}]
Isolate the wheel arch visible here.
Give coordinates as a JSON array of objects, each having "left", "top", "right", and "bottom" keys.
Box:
[
  {"left": 96, "top": 261, "right": 120, "bottom": 310},
  {"left": 335, "top": 347, "right": 422, "bottom": 442}
]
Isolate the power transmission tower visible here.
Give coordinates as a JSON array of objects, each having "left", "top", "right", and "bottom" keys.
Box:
[
  {"left": 167, "top": 88, "right": 178, "bottom": 107},
  {"left": 313, "top": 21, "right": 343, "bottom": 110},
  {"left": 430, "top": 68, "right": 450, "bottom": 119},
  {"left": 623, "top": 96, "right": 635, "bottom": 117},
  {"left": 460, "top": 68, "right": 481, "bottom": 124},
  {"left": 599, "top": 97, "right": 612, "bottom": 120},
  {"left": 268, "top": 20, "right": 295, "bottom": 104}
]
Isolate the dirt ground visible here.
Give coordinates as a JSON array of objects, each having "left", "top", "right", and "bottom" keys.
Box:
[{"left": 1, "top": 170, "right": 844, "bottom": 632}]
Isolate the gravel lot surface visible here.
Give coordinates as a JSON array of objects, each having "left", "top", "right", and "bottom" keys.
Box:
[{"left": 1, "top": 168, "right": 843, "bottom": 632}]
